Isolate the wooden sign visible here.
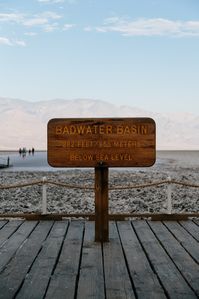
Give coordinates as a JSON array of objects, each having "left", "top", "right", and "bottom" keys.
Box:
[
  {"left": 48, "top": 117, "right": 156, "bottom": 242},
  {"left": 47, "top": 118, "right": 156, "bottom": 168}
]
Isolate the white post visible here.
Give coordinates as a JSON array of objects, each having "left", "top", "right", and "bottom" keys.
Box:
[
  {"left": 167, "top": 176, "right": 172, "bottom": 214},
  {"left": 42, "top": 177, "right": 47, "bottom": 214}
]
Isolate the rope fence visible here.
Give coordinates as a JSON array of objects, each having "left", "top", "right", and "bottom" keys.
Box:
[
  {"left": 0, "top": 177, "right": 199, "bottom": 215},
  {"left": 1, "top": 178, "right": 199, "bottom": 190}
]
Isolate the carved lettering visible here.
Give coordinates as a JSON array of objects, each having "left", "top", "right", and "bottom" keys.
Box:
[
  {"left": 48, "top": 118, "right": 156, "bottom": 167},
  {"left": 64, "top": 140, "right": 137, "bottom": 149},
  {"left": 69, "top": 154, "right": 93, "bottom": 161},
  {"left": 111, "top": 154, "right": 134, "bottom": 161},
  {"left": 77, "top": 125, "right": 86, "bottom": 134},
  {"left": 63, "top": 126, "right": 69, "bottom": 134},
  {"left": 55, "top": 125, "right": 114, "bottom": 135},
  {"left": 96, "top": 153, "right": 109, "bottom": 161},
  {"left": 55, "top": 124, "right": 148, "bottom": 135},
  {"left": 107, "top": 125, "right": 112, "bottom": 134},
  {"left": 117, "top": 125, "right": 148, "bottom": 135},
  {"left": 56, "top": 126, "right": 62, "bottom": 134}
]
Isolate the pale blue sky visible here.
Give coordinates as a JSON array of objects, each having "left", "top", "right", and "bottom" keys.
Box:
[{"left": 0, "top": 0, "right": 199, "bottom": 114}]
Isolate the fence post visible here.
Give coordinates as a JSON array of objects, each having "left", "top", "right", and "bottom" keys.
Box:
[
  {"left": 167, "top": 177, "right": 172, "bottom": 214},
  {"left": 42, "top": 177, "right": 47, "bottom": 214}
]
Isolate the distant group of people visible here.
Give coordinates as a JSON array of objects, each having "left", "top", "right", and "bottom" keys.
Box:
[{"left": 19, "top": 147, "right": 35, "bottom": 158}]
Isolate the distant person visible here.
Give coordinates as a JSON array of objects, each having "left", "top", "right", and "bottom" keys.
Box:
[
  {"left": 28, "top": 149, "right": 31, "bottom": 155},
  {"left": 21, "top": 147, "right": 26, "bottom": 158},
  {"left": 32, "top": 147, "right": 35, "bottom": 155},
  {"left": 7, "top": 156, "right": 10, "bottom": 167},
  {"left": 19, "top": 148, "right": 22, "bottom": 155}
]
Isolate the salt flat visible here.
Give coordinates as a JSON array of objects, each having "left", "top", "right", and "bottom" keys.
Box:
[{"left": 0, "top": 151, "right": 199, "bottom": 214}]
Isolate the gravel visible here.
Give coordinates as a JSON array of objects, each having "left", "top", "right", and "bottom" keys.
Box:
[{"left": 0, "top": 159, "right": 199, "bottom": 214}]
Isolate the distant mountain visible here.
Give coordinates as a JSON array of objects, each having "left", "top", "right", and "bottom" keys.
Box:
[{"left": 0, "top": 97, "right": 198, "bottom": 150}]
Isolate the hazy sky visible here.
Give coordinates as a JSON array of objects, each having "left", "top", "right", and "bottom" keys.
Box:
[{"left": 0, "top": 0, "right": 199, "bottom": 114}]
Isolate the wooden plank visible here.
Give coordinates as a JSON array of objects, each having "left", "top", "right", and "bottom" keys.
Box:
[
  {"left": 132, "top": 220, "right": 197, "bottom": 299},
  {"left": 76, "top": 222, "right": 105, "bottom": 299},
  {"left": 45, "top": 221, "right": 84, "bottom": 299},
  {"left": 0, "top": 221, "right": 37, "bottom": 272},
  {"left": 103, "top": 221, "right": 136, "bottom": 299},
  {"left": 117, "top": 221, "right": 166, "bottom": 299},
  {"left": 0, "top": 221, "right": 54, "bottom": 299},
  {"left": 0, "top": 220, "right": 23, "bottom": 247},
  {"left": 0, "top": 220, "right": 7, "bottom": 230},
  {"left": 193, "top": 219, "right": 199, "bottom": 227},
  {"left": 151, "top": 214, "right": 188, "bottom": 221},
  {"left": 16, "top": 221, "right": 68, "bottom": 299},
  {"left": 48, "top": 118, "right": 156, "bottom": 168},
  {"left": 149, "top": 221, "right": 199, "bottom": 297},
  {"left": 163, "top": 221, "right": 199, "bottom": 263},
  {"left": 179, "top": 220, "right": 199, "bottom": 241},
  {"left": 95, "top": 167, "right": 109, "bottom": 242}
]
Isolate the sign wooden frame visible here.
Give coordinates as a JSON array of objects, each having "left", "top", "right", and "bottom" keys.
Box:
[
  {"left": 48, "top": 118, "right": 156, "bottom": 168},
  {"left": 47, "top": 118, "right": 156, "bottom": 242}
]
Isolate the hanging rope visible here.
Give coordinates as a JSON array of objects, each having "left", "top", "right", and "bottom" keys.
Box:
[
  {"left": 0, "top": 180, "right": 43, "bottom": 190},
  {"left": 0, "top": 178, "right": 199, "bottom": 190}
]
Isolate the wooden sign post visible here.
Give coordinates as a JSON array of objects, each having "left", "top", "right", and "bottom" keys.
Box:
[
  {"left": 95, "top": 166, "right": 109, "bottom": 242},
  {"left": 48, "top": 118, "right": 156, "bottom": 242}
]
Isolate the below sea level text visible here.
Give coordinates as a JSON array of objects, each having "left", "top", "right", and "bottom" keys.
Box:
[{"left": 66, "top": 153, "right": 136, "bottom": 162}]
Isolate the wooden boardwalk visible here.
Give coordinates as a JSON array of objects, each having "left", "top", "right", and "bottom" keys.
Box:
[{"left": 0, "top": 219, "right": 198, "bottom": 299}]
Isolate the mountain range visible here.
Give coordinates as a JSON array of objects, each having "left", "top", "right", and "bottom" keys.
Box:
[{"left": 0, "top": 97, "right": 198, "bottom": 150}]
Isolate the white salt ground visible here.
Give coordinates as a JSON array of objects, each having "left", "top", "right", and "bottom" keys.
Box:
[{"left": 0, "top": 155, "right": 199, "bottom": 214}]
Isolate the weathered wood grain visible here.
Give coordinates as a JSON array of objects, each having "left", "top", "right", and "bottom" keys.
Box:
[
  {"left": 45, "top": 221, "right": 84, "bottom": 299},
  {"left": 76, "top": 221, "right": 105, "bottom": 299},
  {"left": 95, "top": 167, "right": 109, "bottom": 242},
  {"left": 0, "top": 221, "right": 37, "bottom": 272},
  {"left": 0, "top": 220, "right": 198, "bottom": 298},
  {"left": 0, "top": 220, "right": 22, "bottom": 247},
  {"left": 163, "top": 221, "right": 199, "bottom": 263},
  {"left": 117, "top": 221, "right": 166, "bottom": 299},
  {"left": 103, "top": 221, "right": 136, "bottom": 299},
  {"left": 0, "top": 221, "right": 53, "bottom": 299},
  {"left": 149, "top": 221, "right": 199, "bottom": 297},
  {"left": 16, "top": 221, "right": 68, "bottom": 299},
  {"left": 132, "top": 220, "right": 197, "bottom": 299},
  {"left": 48, "top": 118, "right": 156, "bottom": 167},
  {"left": 179, "top": 220, "right": 199, "bottom": 242},
  {"left": 0, "top": 220, "right": 7, "bottom": 230}
]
